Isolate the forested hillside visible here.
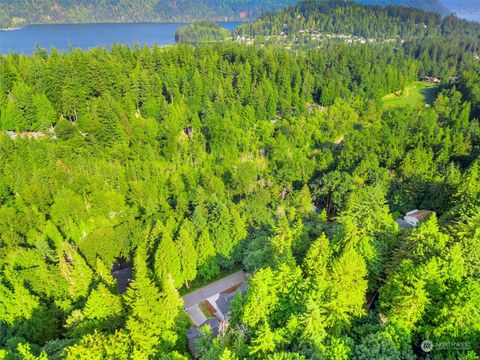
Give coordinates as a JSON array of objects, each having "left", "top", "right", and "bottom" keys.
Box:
[
  {"left": 0, "top": 0, "right": 300, "bottom": 28},
  {"left": 0, "top": 0, "right": 450, "bottom": 28},
  {"left": 1, "top": 1, "right": 480, "bottom": 360},
  {"left": 233, "top": 1, "right": 480, "bottom": 43}
]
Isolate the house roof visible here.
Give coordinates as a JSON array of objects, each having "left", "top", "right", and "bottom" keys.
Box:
[
  {"left": 224, "top": 292, "right": 236, "bottom": 302},
  {"left": 215, "top": 295, "right": 231, "bottom": 316},
  {"left": 405, "top": 209, "right": 433, "bottom": 221},
  {"left": 238, "top": 282, "right": 248, "bottom": 295},
  {"left": 186, "top": 327, "right": 200, "bottom": 340},
  {"left": 201, "top": 317, "right": 220, "bottom": 338},
  {"left": 396, "top": 218, "right": 413, "bottom": 229},
  {"left": 112, "top": 267, "right": 133, "bottom": 293},
  {"left": 214, "top": 282, "right": 250, "bottom": 319}
]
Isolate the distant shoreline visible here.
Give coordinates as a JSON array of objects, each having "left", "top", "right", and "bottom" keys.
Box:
[
  {"left": 0, "top": 27, "right": 22, "bottom": 31},
  {"left": 0, "top": 20, "right": 248, "bottom": 30}
]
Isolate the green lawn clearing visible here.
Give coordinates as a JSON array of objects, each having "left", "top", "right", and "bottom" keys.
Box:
[{"left": 382, "top": 81, "right": 439, "bottom": 108}]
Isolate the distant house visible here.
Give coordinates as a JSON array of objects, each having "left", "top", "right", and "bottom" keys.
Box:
[
  {"left": 395, "top": 218, "right": 410, "bottom": 229},
  {"left": 422, "top": 76, "right": 441, "bottom": 84},
  {"left": 396, "top": 209, "right": 434, "bottom": 228},
  {"left": 6, "top": 131, "right": 45, "bottom": 140},
  {"left": 186, "top": 327, "right": 200, "bottom": 355},
  {"left": 311, "top": 204, "right": 322, "bottom": 214},
  {"left": 112, "top": 258, "right": 133, "bottom": 293},
  {"left": 404, "top": 209, "right": 434, "bottom": 226}
]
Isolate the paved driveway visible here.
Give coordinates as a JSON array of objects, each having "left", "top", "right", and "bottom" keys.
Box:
[
  {"left": 186, "top": 304, "right": 207, "bottom": 327},
  {"left": 183, "top": 271, "right": 246, "bottom": 307}
]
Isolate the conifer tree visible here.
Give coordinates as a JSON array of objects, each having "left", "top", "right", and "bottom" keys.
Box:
[
  {"left": 327, "top": 248, "right": 367, "bottom": 329},
  {"left": 196, "top": 229, "right": 219, "bottom": 280},
  {"left": 303, "top": 234, "right": 330, "bottom": 285},
  {"left": 58, "top": 243, "right": 93, "bottom": 301},
  {"left": 176, "top": 219, "right": 197, "bottom": 288},
  {"left": 155, "top": 232, "right": 182, "bottom": 288},
  {"left": 125, "top": 246, "right": 182, "bottom": 357},
  {"left": 0, "top": 282, "right": 39, "bottom": 325},
  {"left": 82, "top": 283, "right": 123, "bottom": 326}
]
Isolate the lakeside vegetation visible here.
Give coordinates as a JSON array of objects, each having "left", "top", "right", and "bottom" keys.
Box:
[
  {"left": 175, "top": 21, "right": 230, "bottom": 45},
  {"left": 0, "top": 1, "right": 480, "bottom": 359}
]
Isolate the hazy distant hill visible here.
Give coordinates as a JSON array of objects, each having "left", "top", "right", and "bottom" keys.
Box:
[
  {"left": 359, "top": 0, "right": 449, "bottom": 15},
  {"left": 0, "top": 0, "right": 454, "bottom": 28},
  {"left": 443, "top": 0, "right": 480, "bottom": 22}
]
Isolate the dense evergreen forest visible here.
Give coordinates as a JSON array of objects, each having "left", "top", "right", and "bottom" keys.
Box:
[{"left": 1, "top": 1, "right": 480, "bottom": 360}]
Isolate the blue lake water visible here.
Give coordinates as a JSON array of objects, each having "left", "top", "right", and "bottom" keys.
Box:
[{"left": 0, "top": 22, "right": 242, "bottom": 55}]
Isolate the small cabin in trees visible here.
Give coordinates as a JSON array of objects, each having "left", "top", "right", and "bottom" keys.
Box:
[
  {"left": 396, "top": 209, "right": 434, "bottom": 228},
  {"left": 422, "top": 76, "right": 441, "bottom": 84}
]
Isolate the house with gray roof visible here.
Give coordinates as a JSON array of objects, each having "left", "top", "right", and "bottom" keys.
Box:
[
  {"left": 186, "top": 281, "right": 249, "bottom": 357},
  {"left": 214, "top": 282, "right": 248, "bottom": 320},
  {"left": 215, "top": 295, "right": 232, "bottom": 320}
]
